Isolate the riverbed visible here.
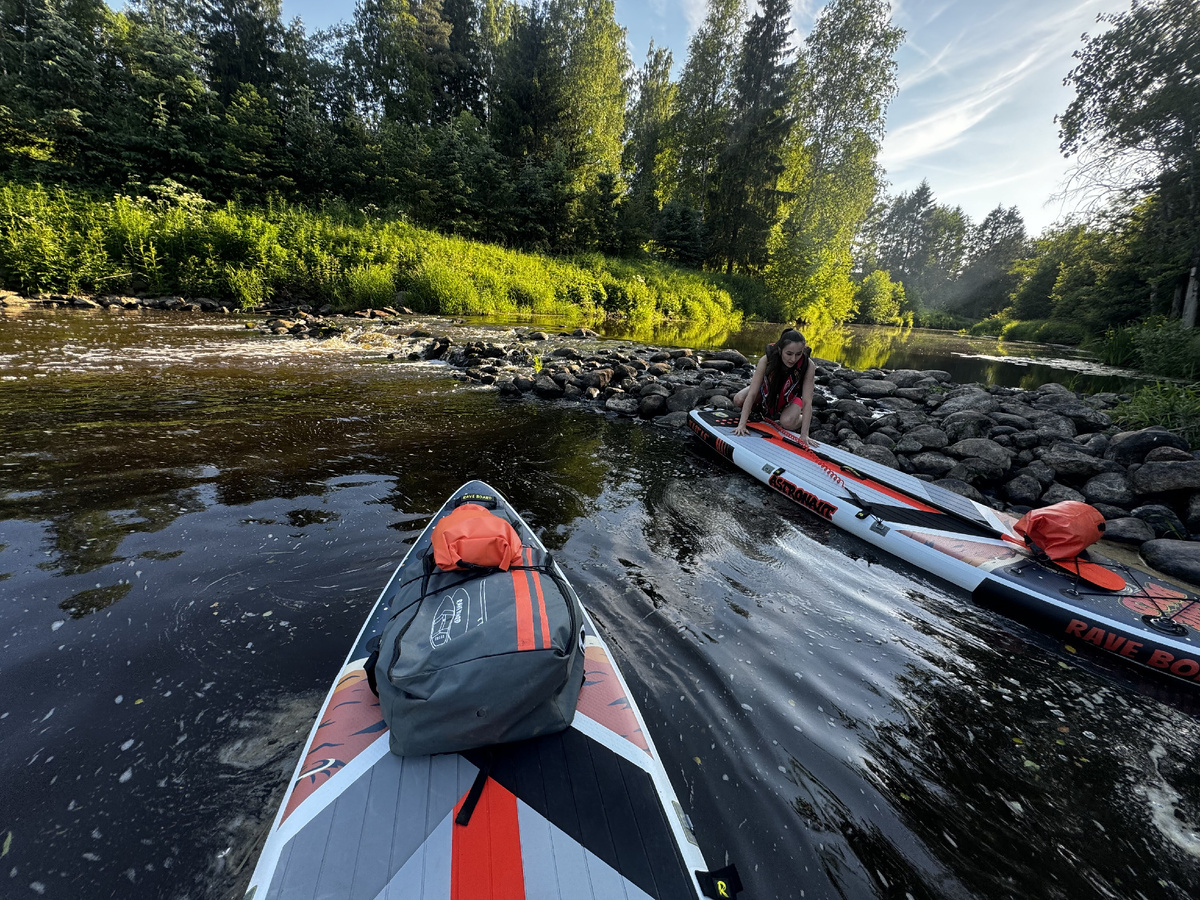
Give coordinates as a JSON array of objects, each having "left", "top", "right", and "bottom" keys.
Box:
[{"left": 1, "top": 309, "right": 1197, "bottom": 900}]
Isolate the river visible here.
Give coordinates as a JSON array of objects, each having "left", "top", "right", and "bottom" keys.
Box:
[{"left": 1, "top": 308, "right": 1196, "bottom": 900}]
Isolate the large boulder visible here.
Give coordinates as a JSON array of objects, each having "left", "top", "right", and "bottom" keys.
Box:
[
  {"left": 942, "top": 410, "right": 995, "bottom": 442},
  {"left": 1041, "top": 483, "right": 1086, "bottom": 504},
  {"left": 899, "top": 424, "right": 950, "bottom": 452},
  {"left": 1131, "top": 504, "right": 1189, "bottom": 540},
  {"left": 947, "top": 438, "right": 1012, "bottom": 470},
  {"left": 858, "top": 445, "right": 900, "bottom": 469},
  {"left": 883, "top": 369, "right": 927, "bottom": 388},
  {"left": 666, "top": 386, "right": 706, "bottom": 412},
  {"left": 1130, "top": 460, "right": 1200, "bottom": 495},
  {"left": 1040, "top": 446, "right": 1111, "bottom": 483},
  {"left": 1104, "top": 517, "right": 1156, "bottom": 545},
  {"left": 932, "top": 389, "right": 999, "bottom": 418},
  {"left": 605, "top": 395, "right": 640, "bottom": 416},
  {"left": 911, "top": 452, "right": 958, "bottom": 478},
  {"left": 1083, "top": 472, "right": 1136, "bottom": 508},
  {"left": 1140, "top": 540, "right": 1200, "bottom": 587},
  {"left": 533, "top": 375, "right": 565, "bottom": 398},
  {"left": 1104, "top": 427, "right": 1191, "bottom": 466},
  {"left": 1004, "top": 474, "right": 1044, "bottom": 506},
  {"left": 853, "top": 379, "right": 897, "bottom": 398},
  {"left": 1030, "top": 412, "right": 1077, "bottom": 443}
]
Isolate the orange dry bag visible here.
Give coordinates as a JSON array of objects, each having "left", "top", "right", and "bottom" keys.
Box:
[
  {"left": 1013, "top": 501, "right": 1105, "bottom": 561},
  {"left": 430, "top": 503, "right": 524, "bottom": 572}
]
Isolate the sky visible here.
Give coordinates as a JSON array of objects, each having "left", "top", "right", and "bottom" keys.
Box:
[{"left": 275, "top": 0, "right": 1116, "bottom": 236}]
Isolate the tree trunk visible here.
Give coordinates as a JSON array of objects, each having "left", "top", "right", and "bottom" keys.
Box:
[
  {"left": 1172, "top": 281, "right": 1184, "bottom": 318},
  {"left": 1184, "top": 266, "right": 1198, "bottom": 328},
  {"left": 1184, "top": 247, "right": 1200, "bottom": 329}
]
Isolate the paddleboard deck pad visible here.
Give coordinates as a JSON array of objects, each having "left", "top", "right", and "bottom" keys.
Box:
[
  {"left": 689, "top": 408, "right": 1200, "bottom": 690},
  {"left": 245, "top": 480, "right": 737, "bottom": 900}
]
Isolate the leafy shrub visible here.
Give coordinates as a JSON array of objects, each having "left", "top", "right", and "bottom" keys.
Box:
[
  {"left": 340, "top": 264, "right": 396, "bottom": 310},
  {"left": 1111, "top": 382, "right": 1200, "bottom": 448},
  {"left": 1129, "top": 317, "right": 1200, "bottom": 380},
  {"left": 1001, "top": 319, "right": 1087, "bottom": 345}
]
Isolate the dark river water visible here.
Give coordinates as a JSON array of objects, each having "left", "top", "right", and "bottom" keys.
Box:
[{"left": 1, "top": 309, "right": 1197, "bottom": 900}]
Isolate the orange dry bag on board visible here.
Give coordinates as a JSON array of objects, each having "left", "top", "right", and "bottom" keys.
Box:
[
  {"left": 431, "top": 503, "right": 524, "bottom": 572},
  {"left": 1013, "top": 501, "right": 1105, "bottom": 560}
]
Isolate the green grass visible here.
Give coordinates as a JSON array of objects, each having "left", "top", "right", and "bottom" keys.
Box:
[
  {"left": 0, "top": 181, "right": 746, "bottom": 330},
  {"left": 1111, "top": 382, "right": 1200, "bottom": 448}
]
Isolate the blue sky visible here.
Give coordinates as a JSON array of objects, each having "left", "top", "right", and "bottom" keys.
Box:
[{"left": 275, "top": 0, "right": 1114, "bottom": 235}]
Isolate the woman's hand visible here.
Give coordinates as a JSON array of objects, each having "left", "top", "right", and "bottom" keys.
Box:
[{"left": 733, "top": 422, "right": 749, "bottom": 436}]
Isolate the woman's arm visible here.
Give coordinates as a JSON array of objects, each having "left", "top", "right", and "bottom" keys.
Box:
[
  {"left": 798, "top": 362, "right": 816, "bottom": 442},
  {"left": 733, "top": 357, "right": 768, "bottom": 436}
]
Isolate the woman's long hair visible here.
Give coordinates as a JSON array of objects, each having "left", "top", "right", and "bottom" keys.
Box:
[{"left": 763, "top": 328, "right": 808, "bottom": 396}]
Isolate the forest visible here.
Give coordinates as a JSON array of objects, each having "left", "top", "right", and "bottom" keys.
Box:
[{"left": 1, "top": 0, "right": 1198, "bottom": 375}]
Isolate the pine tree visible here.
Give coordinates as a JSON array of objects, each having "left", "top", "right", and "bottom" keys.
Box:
[
  {"left": 708, "top": 0, "right": 795, "bottom": 274},
  {"left": 622, "top": 42, "right": 675, "bottom": 254},
  {"left": 669, "top": 0, "right": 745, "bottom": 211}
]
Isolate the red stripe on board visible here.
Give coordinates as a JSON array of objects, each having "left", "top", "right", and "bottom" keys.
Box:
[
  {"left": 512, "top": 564, "right": 536, "bottom": 651},
  {"left": 451, "top": 778, "right": 526, "bottom": 900},
  {"left": 754, "top": 426, "right": 941, "bottom": 514}
]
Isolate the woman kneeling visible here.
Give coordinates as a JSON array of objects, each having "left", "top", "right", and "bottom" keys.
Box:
[{"left": 732, "top": 328, "right": 815, "bottom": 442}]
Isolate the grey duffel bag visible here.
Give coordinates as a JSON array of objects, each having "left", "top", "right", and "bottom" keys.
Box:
[{"left": 371, "top": 545, "right": 586, "bottom": 757}]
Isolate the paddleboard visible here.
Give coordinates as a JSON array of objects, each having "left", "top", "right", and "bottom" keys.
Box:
[
  {"left": 689, "top": 408, "right": 1200, "bottom": 690},
  {"left": 244, "top": 480, "right": 738, "bottom": 900}
]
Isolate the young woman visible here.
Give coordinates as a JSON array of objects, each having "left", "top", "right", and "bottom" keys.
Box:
[{"left": 732, "top": 328, "right": 815, "bottom": 442}]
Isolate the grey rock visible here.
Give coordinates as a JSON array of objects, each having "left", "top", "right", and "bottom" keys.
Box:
[
  {"left": 1050, "top": 400, "right": 1112, "bottom": 432},
  {"left": 942, "top": 410, "right": 995, "bottom": 442},
  {"left": 1092, "top": 503, "right": 1130, "bottom": 521},
  {"left": 911, "top": 452, "right": 958, "bottom": 478},
  {"left": 709, "top": 394, "right": 736, "bottom": 410},
  {"left": 853, "top": 378, "right": 897, "bottom": 398},
  {"left": 639, "top": 394, "right": 669, "bottom": 418},
  {"left": 1004, "top": 474, "right": 1043, "bottom": 506},
  {"left": 1030, "top": 412, "right": 1077, "bottom": 443},
  {"left": 1041, "top": 446, "right": 1110, "bottom": 483},
  {"left": 1041, "top": 483, "right": 1086, "bottom": 504},
  {"left": 1141, "top": 540, "right": 1200, "bottom": 586},
  {"left": 699, "top": 359, "right": 736, "bottom": 372},
  {"left": 1188, "top": 494, "right": 1200, "bottom": 533},
  {"left": 858, "top": 445, "right": 899, "bottom": 469},
  {"left": 580, "top": 368, "right": 613, "bottom": 390},
  {"left": 947, "top": 438, "right": 1012, "bottom": 470},
  {"left": 605, "top": 396, "right": 640, "bottom": 416},
  {"left": 1075, "top": 433, "right": 1109, "bottom": 457},
  {"left": 993, "top": 412, "right": 1033, "bottom": 430},
  {"left": 905, "top": 424, "right": 950, "bottom": 450},
  {"left": 533, "top": 375, "right": 564, "bottom": 398},
  {"left": 1019, "top": 460, "right": 1058, "bottom": 488},
  {"left": 895, "top": 387, "right": 931, "bottom": 402},
  {"left": 933, "top": 389, "right": 999, "bottom": 418},
  {"left": 1083, "top": 472, "right": 1135, "bottom": 508},
  {"left": 551, "top": 346, "right": 583, "bottom": 359},
  {"left": 709, "top": 349, "right": 748, "bottom": 366},
  {"left": 1144, "top": 446, "right": 1194, "bottom": 463},
  {"left": 1104, "top": 427, "right": 1191, "bottom": 466},
  {"left": 657, "top": 411, "right": 690, "bottom": 428},
  {"left": 1131, "top": 461, "right": 1200, "bottom": 495},
  {"left": 1132, "top": 504, "right": 1189, "bottom": 539},
  {"left": 865, "top": 432, "right": 896, "bottom": 449},
  {"left": 513, "top": 375, "right": 535, "bottom": 392},
  {"left": 883, "top": 369, "right": 927, "bottom": 388},
  {"left": 949, "top": 458, "right": 1007, "bottom": 484},
  {"left": 673, "top": 356, "right": 699, "bottom": 370},
  {"left": 1104, "top": 517, "right": 1156, "bottom": 544},
  {"left": 922, "top": 369, "right": 953, "bottom": 383},
  {"left": 666, "top": 387, "right": 706, "bottom": 412}
]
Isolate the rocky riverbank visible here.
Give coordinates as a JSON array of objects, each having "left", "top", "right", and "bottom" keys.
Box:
[{"left": 5, "top": 292, "right": 1198, "bottom": 584}]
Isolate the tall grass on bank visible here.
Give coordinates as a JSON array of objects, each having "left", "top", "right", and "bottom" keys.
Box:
[
  {"left": 1111, "top": 382, "right": 1200, "bottom": 448},
  {"left": 1099, "top": 317, "right": 1200, "bottom": 380},
  {"left": 968, "top": 314, "right": 1087, "bottom": 345},
  {"left": 0, "top": 182, "right": 745, "bottom": 328}
]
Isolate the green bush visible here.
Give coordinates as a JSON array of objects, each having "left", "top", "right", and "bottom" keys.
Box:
[
  {"left": 1001, "top": 319, "right": 1087, "bottom": 345},
  {"left": 1129, "top": 317, "right": 1200, "bottom": 380},
  {"left": 1112, "top": 382, "right": 1200, "bottom": 448}
]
